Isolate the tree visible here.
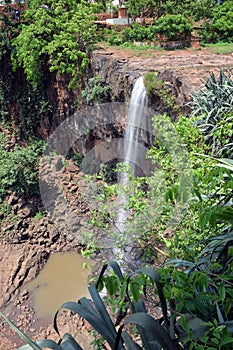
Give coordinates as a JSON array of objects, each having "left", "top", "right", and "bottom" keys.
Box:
[
  {"left": 126, "top": 0, "right": 213, "bottom": 20},
  {"left": 126, "top": 0, "right": 160, "bottom": 19},
  {"left": 11, "top": 0, "right": 97, "bottom": 87},
  {"left": 210, "top": 0, "right": 233, "bottom": 42}
]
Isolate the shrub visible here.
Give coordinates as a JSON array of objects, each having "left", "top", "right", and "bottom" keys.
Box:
[
  {"left": 154, "top": 14, "right": 193, "bottom": 41},
  {"left": 81, "top": 75, "right": 111, "bottom": 106},
  {"left": 143, "top": 72, "right": 163, "bottom": 95},
  {"left": 0, "top": 133, "right": 46, "bottom": 200},
  {"left": 204, "top": 0, "right": 233, "bottom": 43}
]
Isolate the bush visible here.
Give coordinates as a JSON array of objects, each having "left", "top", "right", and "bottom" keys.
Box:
[
  {"left": 203, "top": 0, "right": 233, "bottom": 43},
  {"left": 154, "top": 14, "right": 193, "bottom": 41},
  {"left": 0, "top": 133, "right": 46, "bottom": 200},
  {"left": 81, "top": 75, "right": 111, "bottom": 105},
  {"left": 143, "top": 72, "right": 163, "bottom": 95}
]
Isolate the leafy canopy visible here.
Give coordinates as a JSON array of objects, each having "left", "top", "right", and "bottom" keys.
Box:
[
  {"left": 11, "top": 0, "right": 97, "bottom": 87},
  {"left": 211, "top": 0, "right": 233, "bottom": 42},
  {"left": 125, "top": 0, "right": 213, "bottom": 21}
]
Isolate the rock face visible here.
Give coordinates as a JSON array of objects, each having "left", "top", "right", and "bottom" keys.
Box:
[{"left": 91, "top": 47, "right": 233, "bottom": 113}]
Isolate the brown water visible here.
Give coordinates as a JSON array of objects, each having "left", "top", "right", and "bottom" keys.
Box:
[{"left": 29, "top": 252, "right": 94, "bottom": 318}]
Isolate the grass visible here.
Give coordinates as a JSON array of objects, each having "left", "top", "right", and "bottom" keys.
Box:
[
  {"left": 100, "top": 40, "right": 233, "bottom": 57},
  {"left": 202, "top": 42, "right": 233, "bottom": 54},
  {"left": 100, "top": 41, "right": 163, "bottom": 57},
  {"left": 33, "top": 210, "right": 46, "bottom": 220}
]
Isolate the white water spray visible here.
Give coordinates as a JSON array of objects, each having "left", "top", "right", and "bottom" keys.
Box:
[
  {"left": 115, "top": 76, "right": 148, "bottom": 242},
  {"left": 124, "top": 76, "right": 148, "bottom": 175}
]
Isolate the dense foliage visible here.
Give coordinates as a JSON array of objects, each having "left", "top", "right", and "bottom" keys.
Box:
[
  {"left": 153, "top": 14, "right": 193, "bottom": 40},
  {"left": 11, "top": 0, "right": 97, "bottom": 87},
  {"left": 125, "top": 0, "right": 213, "bottom": 21},
  {"left": 81, "top": 75, "right": 111, "bottom": 106},
  {"left": 100, "top": 0, "right": 233, "bottom": 46},
  {"left": 0, "top": 132, "right": 45, "bottom": 200},
  {"left": 190, "top": 70, "right": 233, "bottom": 158},
  {"left": 203, "top": 0, "right": 233, "bottom": 43},
  {"left": 103, "top": 17, "right": 193, "bottom": 46}
]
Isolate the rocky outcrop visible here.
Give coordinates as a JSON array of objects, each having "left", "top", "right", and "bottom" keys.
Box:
[{"left": 91, "top": 47, "right": 233, "bottom": 114}]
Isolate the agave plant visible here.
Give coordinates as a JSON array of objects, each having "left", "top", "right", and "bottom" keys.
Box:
[
  {"left": 0, "top": 261, "right": 179, "bottom": 350},
  {"left": 190, "top": 71, "right": 233, "bottom": 157},
  {"left": 1, "top": 252, "right": 233, "bottom": 350},
  {"left": 191, "top": 70, "right": 233, "bottom": 126}
]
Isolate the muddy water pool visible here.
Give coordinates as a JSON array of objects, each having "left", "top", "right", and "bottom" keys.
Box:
[{"left": 29, "top": 252, "right": 94, "bottom": 319}]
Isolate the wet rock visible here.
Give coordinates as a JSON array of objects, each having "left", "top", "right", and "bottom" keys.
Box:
[{"left": 21, "top": 289, "right": 28, "bottom": 297}]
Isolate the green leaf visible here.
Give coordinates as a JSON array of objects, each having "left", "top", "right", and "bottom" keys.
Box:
[
  {"left": 60, "top": 333, "right": 83, "bottom": 350},
  {"left": 137, "top": 267, "right": 169, "bottom": 330},
  {"left": 96, "top": 261, "right": 124, "bottom": 291},
  {"left": 124, "top": 313, "right": 179, "bottom": 350},
  {"left": 130, "top": 282, "right": 140, "bottom": 302},
  {"left": 88, "top": 285, "right": 118, "bottom": 340},
  {"left": 121, "top": 331, "right": 142, "bottom": 349},
  {"left": 54, "top": 301, "right": 117, "bottom": 349},
  {"left": 0, "top": 311, "right": 42, "bottom": 350},
  {"left": 219, "top": 285, "right": 226, "bottom": 302},
  {"left": 105, "top": 276, "right": 119, "bottom": 296}
]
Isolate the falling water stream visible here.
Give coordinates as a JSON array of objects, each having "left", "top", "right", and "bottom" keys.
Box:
[
  {"left": 123, "top": 76, "right": 148, "bottom": 174},
  {"left": 114, "top": 76, "right": 149, "bottom": 260}
]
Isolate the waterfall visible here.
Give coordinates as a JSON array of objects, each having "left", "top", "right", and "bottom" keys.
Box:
[
  {"left": 115, "top": 76, "right": 148, "bottom": 248},
  {"left": 123, "top": 76, "right": 148, "bottom": 175}
]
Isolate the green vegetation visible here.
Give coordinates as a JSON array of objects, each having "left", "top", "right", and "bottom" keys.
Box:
[
  {"left": 11, "top": 0, "right": 97, "bottom": 88},
  {"left": 99, "top": 0, "right": 233, "bottom": 47},
  {"left": 125, "top": 0, "right": 213, "bottom": 21},
  {"left": 190, "top": 70, "right": 233, "bottom": 158},
  {"left": 154, "top": 14, "right": 193, "bottom": 41},
  {"left": 0, "top": 132, "right": 46, "bottom": 201},
  {"left": 203, "top": 42, "right": 233, "bottom": 54},
  {"left": 143, "top": 72, "right": 163, "bottom": 95},
  {"left": 81, "top": 75, "right": 111, "bottom": 105},
  {"left": 102, "top": 18, "right": 192, "bottom": 47},
  {"left": 144, "top": 72, "right": 179, "bottom": 113},
  {"left": 205, "top": 0, "right": 233, "bottom": 43},
  {"left": 2, "top": 236, "right": 233, "bottom": 349},
  {"left": 33, "top": 210, "right": 46, "bottom": 220}
]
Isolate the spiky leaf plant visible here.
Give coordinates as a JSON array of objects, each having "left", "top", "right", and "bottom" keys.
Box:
[{"left": 190, "top": 71, "right": 233, "bottom": 157}]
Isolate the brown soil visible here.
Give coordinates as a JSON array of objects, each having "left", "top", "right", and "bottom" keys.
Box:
[{"left": 96, "top": 42, "right": 232, "bottom": 60}]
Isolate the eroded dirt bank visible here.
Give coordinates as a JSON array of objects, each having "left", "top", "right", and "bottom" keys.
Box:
[{"left": 1, "top": 47, "right": 233, "bottom": 348}]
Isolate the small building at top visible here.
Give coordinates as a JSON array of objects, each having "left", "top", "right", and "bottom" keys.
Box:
[
  {"left": 106, "top": 3, "right": 132, "bottom": 25},
  {"left": 118, "top": 4, "right": 128, "bottom": 18}
]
